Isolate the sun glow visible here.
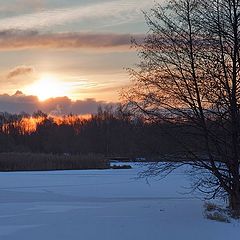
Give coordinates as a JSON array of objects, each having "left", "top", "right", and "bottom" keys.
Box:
[{"left": 26, "top": 74, "right": 66, "bottom": 101}]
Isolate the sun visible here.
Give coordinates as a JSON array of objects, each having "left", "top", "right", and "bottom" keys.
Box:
[{"left": 25, "top": 74, "right": 66, "bottom": 101}]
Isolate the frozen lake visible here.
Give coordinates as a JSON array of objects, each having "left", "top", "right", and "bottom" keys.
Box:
[{"left": 0, "top": 163, "right": 239, "bottom": 240}]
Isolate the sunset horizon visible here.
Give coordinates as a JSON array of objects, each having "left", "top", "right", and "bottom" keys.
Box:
[{"left": 0, "top": 0, "right": 155, "bottom": 114}]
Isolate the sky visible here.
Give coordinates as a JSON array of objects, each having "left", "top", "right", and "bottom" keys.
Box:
[{"left": 0, "top": 0, "right": 157, "bottom": 114}]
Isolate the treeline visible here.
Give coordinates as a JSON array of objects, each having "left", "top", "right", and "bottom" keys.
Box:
[
  {"left": 0, "top": 153, "right": 109, "bottom": 171},
  {"left": 0, "top": 106, "right": 202, "bottom": 159}
]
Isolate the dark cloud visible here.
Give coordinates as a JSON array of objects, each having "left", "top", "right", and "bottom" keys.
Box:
[
  {"left": 0, "top": 92, "right": 116, "bottom": 115},
  {"left": 0, "top": 30, "right": 144, "bottom": 50},
  {"left": 71, "top": 99, "right": 109, "bottom": 115},
  {"left": 7, "top": 65, "right": 34, "bottom": 79},
  {"left": 0, "top": 92, "right": 39, "bottom": 114}
]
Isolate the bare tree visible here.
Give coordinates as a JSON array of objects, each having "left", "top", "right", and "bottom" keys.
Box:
[{"left": 123, "top": 0, "right": 240, "bottom": 216}]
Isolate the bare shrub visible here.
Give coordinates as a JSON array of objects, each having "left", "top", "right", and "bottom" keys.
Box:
[{"left": 204, "top": 202, "right": 230, "bottom": 223}]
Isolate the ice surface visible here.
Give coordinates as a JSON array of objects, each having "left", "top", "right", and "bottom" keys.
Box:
[{"left": 0, "top": 163, "right": 238, "bottom": 240}]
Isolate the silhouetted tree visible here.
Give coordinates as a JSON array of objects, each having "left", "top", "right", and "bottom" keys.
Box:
[{"left": 123, "top": 0, "right": 240, "bottom": 215}]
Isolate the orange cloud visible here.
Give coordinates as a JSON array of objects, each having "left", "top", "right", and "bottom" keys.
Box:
[{"left": 0, "top": 30, "right": 144, "bottom": 50}]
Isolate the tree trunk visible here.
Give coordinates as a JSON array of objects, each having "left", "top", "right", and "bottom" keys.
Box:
[{"left": 229, "top": 190, "right": 240, "bottom": 217}]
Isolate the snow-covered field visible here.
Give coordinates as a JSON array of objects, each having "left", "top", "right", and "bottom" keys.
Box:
[{"left": 0, "top": 163, "right": 238, "bottom": 240}]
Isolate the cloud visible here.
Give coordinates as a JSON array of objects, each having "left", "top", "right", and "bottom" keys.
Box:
[
  {"left": 0, "top": 92, "right": 39, "bottom": 114},
  {"left": 0, "top": 30, "right": 144, "bottom": 50},
  {"left": 0, "top": 92, "right": 116, "bottom": 115},
  {"left": 0, "top": 0, "right": 153, "bottom": 31},
  {"left": 7, "top": 65, "right": 34, "bottom": 79},
  {"left": 0, "top": 0, "right": 46, "bottom": 14}
]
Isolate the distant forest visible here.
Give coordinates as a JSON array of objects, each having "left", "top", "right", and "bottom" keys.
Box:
[{"left": 0, "top": 106, "right": 202, "bottom": 159}]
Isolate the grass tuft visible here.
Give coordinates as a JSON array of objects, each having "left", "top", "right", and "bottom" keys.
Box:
[{"left": 203, "top": 202, "right": 230, "bottom": 223}]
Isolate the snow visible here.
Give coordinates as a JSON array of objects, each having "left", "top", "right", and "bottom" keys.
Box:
[{"left": 0, "top": 163, "right": 239, "bottom": 240}]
